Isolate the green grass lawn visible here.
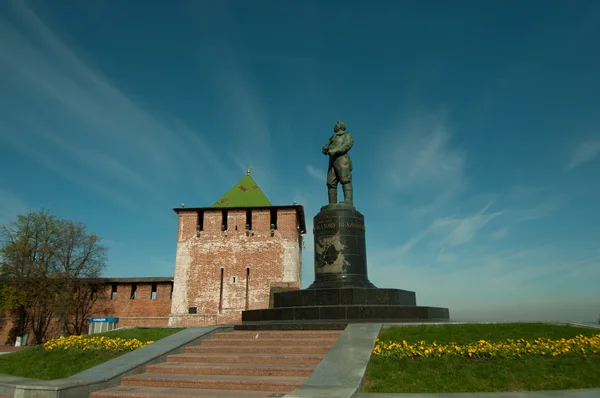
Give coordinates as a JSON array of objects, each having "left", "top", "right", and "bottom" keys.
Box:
[
  {"left": 0, "top": 327, "right": 183, "bottom": 380},
  {"left": 363, "top": 323, "right": 600, "bottom": 393}
]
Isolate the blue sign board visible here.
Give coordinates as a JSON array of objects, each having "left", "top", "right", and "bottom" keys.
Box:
[{"left": 89, "top": 317, "right": 119, "bottom": 323}]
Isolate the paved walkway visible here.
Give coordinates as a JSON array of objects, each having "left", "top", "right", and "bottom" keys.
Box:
[{"left": 0, "top": 346, "right": 25, "bottom": 356}]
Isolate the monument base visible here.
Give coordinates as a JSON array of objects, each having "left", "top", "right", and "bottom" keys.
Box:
[
  {"left": 236, "top": 287, "right": 450, "bottom": 330},
  {"left": 306, "top": 274, "right": 376, "bottom": 289},
  {"left": 274, "top": 287, "right": 417, "bottom": 307}
]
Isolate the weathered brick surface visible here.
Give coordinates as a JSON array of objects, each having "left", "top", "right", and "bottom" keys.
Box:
[
  {"left": 169, "top": 207, "right": 303, "bottom": 326},
  {"left": 94, "top": 282, "right": 173, "bottom": 318}
]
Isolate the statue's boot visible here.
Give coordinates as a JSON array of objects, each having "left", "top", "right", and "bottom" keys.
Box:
[
  {"left": 328, "top": 188, "right": 337, "bottom": 204},
  {"left": 343, "top": 183, "right": 353, "bottom": 205}
]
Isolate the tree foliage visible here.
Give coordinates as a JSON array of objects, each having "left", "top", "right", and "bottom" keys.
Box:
[{"left": 0, "top": 210, "right": 107, "bottom": 343}]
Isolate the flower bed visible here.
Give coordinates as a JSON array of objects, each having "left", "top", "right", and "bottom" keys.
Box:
[
  {"left": 373, "top": 333, "right": 600, "bottom": 359},
  {"left": 44, "top": 335, "right": 154, "bottom": 352},
  {"left": 0, "top": 328, "right": 181, "bottom": 380}
]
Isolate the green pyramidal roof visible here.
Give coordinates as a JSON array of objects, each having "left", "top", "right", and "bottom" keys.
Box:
[{"left": 212, "top": 174, "right": 272, "bottom": 208}]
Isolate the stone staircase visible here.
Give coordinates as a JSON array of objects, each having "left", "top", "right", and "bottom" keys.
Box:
[{"left": 90, "top": 330, "right": 342, "bottom": 397}]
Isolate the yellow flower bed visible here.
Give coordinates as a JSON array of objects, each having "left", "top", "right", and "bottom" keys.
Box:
[
  {"left": 44, "top": 335, "right": 154, "bottom": 352},
  {"left": 373, "top": 334, "right": 600, "bottom": 359}
]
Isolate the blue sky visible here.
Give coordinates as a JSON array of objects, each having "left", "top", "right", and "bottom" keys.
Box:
[{"left": 1, "top": 0, "right": 599, "bottom": 322}]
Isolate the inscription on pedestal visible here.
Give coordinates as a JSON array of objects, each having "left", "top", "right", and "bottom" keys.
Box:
[{"left": 314, "top": 221, "right": 366, "bottom": 231}]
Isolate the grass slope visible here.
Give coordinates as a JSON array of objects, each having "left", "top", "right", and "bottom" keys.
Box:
[
  {"left": 0, "top": 327, "right": 183, "bottom": 380},
  {"left": 363, "top": 323, "right": 600, "bottom": 393}
]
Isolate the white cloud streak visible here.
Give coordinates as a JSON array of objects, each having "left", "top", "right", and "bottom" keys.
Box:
[
  {"left": 490, "top": 227, "right": 509, "bottom": 240},
  {"left": 388, "top": 114, "right": 466, "bottom": 194},
  {"left": 380, "top": 113, "right": 467, "bottom": 217},
  {"left": 0, "top": 1, "right": 228, "bottom": 208},
  {"left": 362, "top": 176, "right": 590, "bottom": 321},
  {"left": 369, "top": 245, "right": 600, "bottom": 321},
  {"left": 431, "top": 202, "right": 503, "bottom": 247},
  {"left": 305, "top": 165, "right": 326, "bottom": 183},
  {"left": 569, "top": 140, "right": 600, "bottom": 169}
]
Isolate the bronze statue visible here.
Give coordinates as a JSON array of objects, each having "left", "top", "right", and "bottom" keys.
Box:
[{"left": 322, "top": 121, "right": 354, "bottom": 205}]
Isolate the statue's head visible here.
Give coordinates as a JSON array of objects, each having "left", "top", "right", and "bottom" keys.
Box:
[{"left": 333, "top": 121, "right": 346, "bottom": 133}]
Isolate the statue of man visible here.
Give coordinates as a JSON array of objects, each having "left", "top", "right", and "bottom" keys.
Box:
[{"left": 322, "top": 121, "right": 354, "bottom": 205}]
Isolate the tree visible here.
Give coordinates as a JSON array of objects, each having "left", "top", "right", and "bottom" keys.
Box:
[
  {"left": 0, "top": 283, "right": 25, "bottom": 313},
  {"left": 0, "top": 209, "right": 107, "bottom": 343},
  {"left": 51, "top": 220, "right": 107, "bottom": 336},
  {"left": 65, "top": 278, "right": 111, "bottom": 335},
  {"left": 0, "top": 210, "right": 59, "bottom": 343},
  {"left": 0, "top": 282, "right": 27, "bottom": 344}
]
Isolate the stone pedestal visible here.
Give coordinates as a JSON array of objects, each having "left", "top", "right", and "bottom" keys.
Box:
[{"left": 309, "top": 204, "right": 375, "bottom": 289}]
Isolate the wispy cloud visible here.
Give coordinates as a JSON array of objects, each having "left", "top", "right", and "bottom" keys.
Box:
[
  {"left": 389, "top": 114, "right": 465, "bottom": 192},
  {"left": 380, "top": 112, "right": 467, "bottom": 216},
  {"left": 388, "top": 202, "right": 503, "bottom": 258},
  {"left": 400, "top": 198, "right": 558, "bottom": 256},
  {"left": 509, "top": 200, "right": 561, "bottom": 223},
  {"left": 362, "top": 176, "right": 581, "bottom": 321},
  {"left": 490, "top": 227, "right": 509, "bottom": 240},
  {"left": 431, "top": 202, "right": 503, "bottom": 247},
  {"left": 305, "top": 165, "right": 326, "bottom": 183},
  {"left": 395, "top": 230, "right": 429, "bottom": 256},
  {"left": 568, "top": 140, "right": 600, "bottom": 169},
  {"left": 369, "top": 243, "right": 600, "bottom": 321},
  {"left": 0, "top": 1, "right": 228, "bottom": 209}
]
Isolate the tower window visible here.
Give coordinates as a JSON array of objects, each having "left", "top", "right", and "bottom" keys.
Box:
[
  {"left": 130, "top": 283, "right": 137, "bottom": 300},
  {"left": 246, "top": 209, "right": 252, "bottom": 230},
  {"left": 197, "top": 210, "right": 204, "bottom": 231},
  {"left": 245, "top": 268, "right": 250, "bottom": 310},
  {"left": 221, "top": 210, "right": 228, "bottom": 231},
  {"left": 219, "top": 268, "right": 224, "bottom": 312},
  {"left": 270, "top": 209, "right": 278, "bottom": 229},
  {"left": 111, "top": 283, "right": 117, "bottom": 300},
  {"left": 151, "top": 283, "right": 157, "bottom": 300}
]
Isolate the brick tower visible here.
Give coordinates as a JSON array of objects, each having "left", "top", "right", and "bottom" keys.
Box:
[{"left": 168, "top": 169, "right": 306, "bottom": 326}]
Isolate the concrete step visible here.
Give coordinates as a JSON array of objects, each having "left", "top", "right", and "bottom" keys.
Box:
[
  {"left": 214, "top": 330, "right": 343, "bottom": 339},
  {"left": 90, "top": 386, "right": 284, "bottom": 397},
  {"left": 91, "top": 329, "right": 340, "bottom": 397},
  {"left": 120, "top": 373, "right": 308, "bottom": 392},
  {"left": 185, "top": 345, "right": 331, "bottom": 354},
  {"left": 146, "top": 362, "right": 315, "bottom": 377},
  {"left": 167, "top": 352, "right": 324, "bottom": 365},
  {"left": 200, "top": 337, "right": 339, "bottom": 346}
]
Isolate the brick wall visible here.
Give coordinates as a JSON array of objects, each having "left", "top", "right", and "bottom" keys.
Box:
[
  {"left": 90, "top": 281, "right": 173, "bottom": 328},
  {"left": 169, "top": 207, "right": 303, "bottom": 327},
  {"left": 0, "top": 281, "right": 174, "bottom": 345},
  {"left": 94, "top": 282, "right": 173, "bottom": 317}
]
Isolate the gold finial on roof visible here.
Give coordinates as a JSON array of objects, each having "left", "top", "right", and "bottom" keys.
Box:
[{"left": 247, "top": 166, "right": 252, "bottom": 176}]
